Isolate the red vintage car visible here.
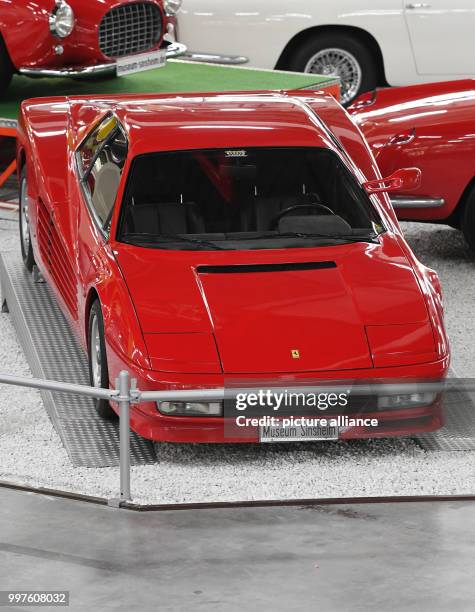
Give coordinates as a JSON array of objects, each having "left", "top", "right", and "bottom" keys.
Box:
[
  {"left": 349, "top": 79, "right": 475, "bottom": 251},
  {"left": 16, "top": 90, "right": 450, "bottom": 443},
  {"left": 0, "top": 0, "right": 185, "bottom": 95}
]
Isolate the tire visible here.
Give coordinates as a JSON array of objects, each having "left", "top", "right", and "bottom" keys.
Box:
[
  {"left": 19, "top": 166, "right": 35, "bottom": 271},
  {"left": 0, "top": 36, "right": 13, "bottom": 96},
  {"left": 88, "top": 300, "right": 117, "bottom": 420},
  {"left": 286, "top": 32, "right": 378, "bottom": 106},
  {"left": 461, "top": 187, "right": 475, "bottom": 251}
]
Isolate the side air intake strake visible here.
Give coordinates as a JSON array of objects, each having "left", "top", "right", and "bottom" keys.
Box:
[{"left": 37, "top": 200, "right": 77, "bottom": 316}]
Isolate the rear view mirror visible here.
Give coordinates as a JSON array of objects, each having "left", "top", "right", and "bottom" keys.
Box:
[{"left": 363, "top": 168, "right": 421, "bottom": 194}]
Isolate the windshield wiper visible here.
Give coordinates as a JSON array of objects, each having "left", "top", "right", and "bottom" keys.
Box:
[
  {"left": 239, "top": 232, "right": 380, "bottom": 244},
  {"left": 286, "top": 232, "right": 379, "bottom": 244},
  {"left": 121, "top": 233, "right": 226, "bottom": 251}
]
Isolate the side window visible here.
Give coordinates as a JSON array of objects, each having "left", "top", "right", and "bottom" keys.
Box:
[{"left": 77, "top": 115, "right": 128, "bottom": 234}]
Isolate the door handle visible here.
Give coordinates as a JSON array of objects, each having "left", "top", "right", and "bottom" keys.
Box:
[
  {"left": 386, "top": 129, "right": 417, "bottom": 147},
  {"left": 406, "top": 3, "right": 432, "bottom": 8}
]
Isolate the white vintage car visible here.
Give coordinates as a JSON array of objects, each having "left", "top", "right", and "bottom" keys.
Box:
[{"left": 179, "top": 1, "right": 475, "bottom": 104}]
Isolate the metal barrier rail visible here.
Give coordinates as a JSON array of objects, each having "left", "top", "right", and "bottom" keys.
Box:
[
  {"left": 1, "top": 371, "right": 474, "bottom": 505},
  {"left": 0, "top": 370, "right": 226, "bottom": 506}
]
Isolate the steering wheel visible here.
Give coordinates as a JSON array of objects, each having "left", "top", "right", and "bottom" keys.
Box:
[{"left": 271, "top": 203, "right": 335, "bottom": 230}]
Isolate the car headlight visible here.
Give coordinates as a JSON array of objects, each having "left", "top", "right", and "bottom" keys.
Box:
[
  {"left": 164, "top": 0, "right": 183, "bottom": 16},
  {"left": 377, "top": 392, "right": 437, "bottom": 411},
  {"left": 157, "top": 401, "right": 223, "bottom": 416},
  {"left": 49, "top": 1, "right": 75, "bottom": 39}
]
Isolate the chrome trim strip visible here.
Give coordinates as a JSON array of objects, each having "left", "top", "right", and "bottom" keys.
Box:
[
  {"left": 144, "top": 41, "right": 187, "bottom": 59},
  {"left": 0, "top": 118, "right": 18, "bottom": 130},
  {"left": 391, "top": 197, "right": 445, "bottom": 209},
  {"left": 18, "top": 42, "right": 187, "bottom": 78},
  {"left": 19, "top": 63, "right": 117, "bottom": 78},
  {"left": 302, "top": 77, "right": 340, "bottom": 91},
  {"left": 184, "top": 51, "right": 249, "bottom": 65}
]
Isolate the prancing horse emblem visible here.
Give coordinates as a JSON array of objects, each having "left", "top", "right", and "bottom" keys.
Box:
[{"left": 291, "top": 349, "right": 300, "bottom": 359}]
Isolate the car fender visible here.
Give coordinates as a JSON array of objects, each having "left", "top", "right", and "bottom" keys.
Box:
[
  {"left": 83, "top": 246, "right": 152, "bottom": 374},
  {"left": 0, "top": 0, "right": 52, "bottom": 70},
  {"left": 17, "top": 99, "right": 72, "bottom": 292},
  {"left": 414, "top": 263, "right": 449, "bottom": 362},
  {"left": 394, "top": 235, "right": 449, "bottom": 362},
  {"left": 19, "top": 98, "right": 71, "bottom": 205}
]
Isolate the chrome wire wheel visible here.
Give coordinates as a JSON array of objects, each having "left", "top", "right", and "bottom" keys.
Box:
[
  {"left": 90, "top": 313, "right": 102, "bottom": 389},
  {"left": 304, "top": 47, "right": 363, "bottom": 105},
  {"left": 20, "top": 175, "right": 31, "bottom": 255}
]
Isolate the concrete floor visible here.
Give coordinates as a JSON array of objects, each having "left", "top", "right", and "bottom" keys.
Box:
[{"left": 0, "top": 488, "right": 474, "bottom": 612}]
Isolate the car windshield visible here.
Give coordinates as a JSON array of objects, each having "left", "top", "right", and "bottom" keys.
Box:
[{"left": 117, "top": 147, "right": 384, "bottom": 250}]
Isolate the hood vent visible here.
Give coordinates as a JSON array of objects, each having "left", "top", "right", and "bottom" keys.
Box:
[{"left": 197, "top": 261, "right": 337, "bottom": 275}]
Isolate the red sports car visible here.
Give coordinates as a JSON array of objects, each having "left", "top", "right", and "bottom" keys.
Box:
[
  {"left": 0, "top": 0, "right": 185, "bottom": 95},
  {"left": 350, "top": 79, "right": 475, "bottom": 251},
  {"left": 16, "top": 90, "right": 450, "bottom": 443}
]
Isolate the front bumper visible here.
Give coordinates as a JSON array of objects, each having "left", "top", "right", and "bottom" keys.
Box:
[
  {"left": 18, "top": 42, "right": 187, "bottom": 78},
  {"left": 112, "top": 357, "right": 449, "bottom": 443},
  {"left": 129, "top": 402, "right": 444, "bottom": 444},
  {"left": 183, "top": 51, "right": 249, "bottom": 66}
]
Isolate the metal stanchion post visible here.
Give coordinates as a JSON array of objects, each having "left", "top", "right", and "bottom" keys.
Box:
[{"left": 118, "top": 370, "right": 131, "bottom": 502}]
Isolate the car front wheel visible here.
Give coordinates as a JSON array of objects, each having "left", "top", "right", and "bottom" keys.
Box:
[
  {"left": 19, "top": 167, "right": 35, "bottom": 271},
  {"left": 88, "top": 300, "right": 117, "bottom": 420},
  {"left": 287, "top": 33, "right": 378, "bottom": 106}
]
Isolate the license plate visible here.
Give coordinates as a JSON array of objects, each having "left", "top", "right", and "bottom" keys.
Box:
[
  {"left": 260, "top": 424, "right": 340, "bottom": 443},
  {"left": 116, "top": 50, "right": 166, "bottom": 76}
]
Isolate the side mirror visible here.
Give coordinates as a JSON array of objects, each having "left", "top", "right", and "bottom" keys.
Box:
[{"left": 363, "top": 168, "right": 421, "bottom": 194}]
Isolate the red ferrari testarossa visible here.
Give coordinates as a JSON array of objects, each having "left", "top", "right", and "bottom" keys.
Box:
[{"left": 16, "top": 90, "right": 450, "bottom": 442}]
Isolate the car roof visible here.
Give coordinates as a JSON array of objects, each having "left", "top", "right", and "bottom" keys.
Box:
[{"left": 67, "top": 91, "right": 337, "bottom": 156}]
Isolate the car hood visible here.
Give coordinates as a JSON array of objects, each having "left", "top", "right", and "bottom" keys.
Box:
[
  {"left": 67, "top": 0, "right": 158, "bottom": 14},
  {"left": 114, "top": 237, "right": 433, "bottom": 374}
]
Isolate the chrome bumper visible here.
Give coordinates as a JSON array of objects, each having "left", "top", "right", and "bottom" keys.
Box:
[
  {"left": 18, "top": 42, "right": 187, "bottom": 78},
  {"left": 183, "top": 51, "right": 249, "bottom": 65}
]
